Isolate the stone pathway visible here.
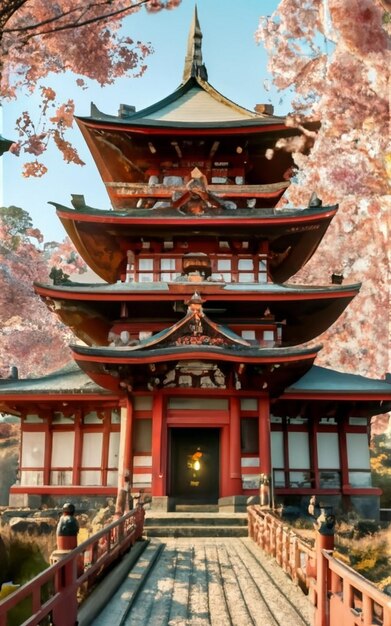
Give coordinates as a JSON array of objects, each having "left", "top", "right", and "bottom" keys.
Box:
[{"left": 91, "top": 537, "right": 314, "bottom": 626}]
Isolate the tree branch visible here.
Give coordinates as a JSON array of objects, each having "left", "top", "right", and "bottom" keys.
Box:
[{"left": 3, "top": 0, "right": 150, "bottom": 37}]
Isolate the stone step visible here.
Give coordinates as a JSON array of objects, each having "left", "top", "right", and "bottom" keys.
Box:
[
  {"left": 144, "top": 512, "right": 247, "bottom": 527},
  {"left": 92, "top": 537, "right": 313, "bottom": 626},
  {"left": 175, "top": 503, "right": 219, "bottom": 513},
  {"left": 86, "top": 539, "right": 163, "bottom": 626},
  {"left": 144, "top": 525, "right": 249, "bottom": 538}
]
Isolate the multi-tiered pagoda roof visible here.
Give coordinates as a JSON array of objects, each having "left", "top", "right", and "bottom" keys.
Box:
[
  {"left": 32, "top": 10, "right": 362, "bottom": 395},
  {"left": 2, "top": 8, "right": 390, "bottom": 513}
]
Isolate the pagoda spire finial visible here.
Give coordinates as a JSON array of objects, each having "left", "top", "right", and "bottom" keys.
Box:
[{"left": 182, "top": 5, "right": 208, "bottom": 83}]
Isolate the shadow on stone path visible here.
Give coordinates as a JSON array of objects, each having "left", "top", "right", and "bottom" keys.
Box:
[{"left": 91, "top": 537, "right": 314, "bottom": 626}]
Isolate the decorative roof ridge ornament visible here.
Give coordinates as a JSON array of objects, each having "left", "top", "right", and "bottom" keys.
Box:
[
  {"left": 186, "top": 291, "right": 205, "bottom": 308},
  {"left": 182, "top": 5, "right": 208, "bottom": 83}
]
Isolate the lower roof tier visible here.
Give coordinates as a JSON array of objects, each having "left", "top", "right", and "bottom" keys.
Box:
[
  {"left": 53, "top": 202, "right": 338, "bottom": 283},
  {"left": 35, "top": 281, "right": 360, "bottom": 348},
  {"left": 1, "top": 361, "right": 390, "bottom": 420},
  {"left": 71, "top": 297, "right": 321, "bottom": 395},
  {"left": 71, "top": 343, "right": 321, "bottom": 396}
]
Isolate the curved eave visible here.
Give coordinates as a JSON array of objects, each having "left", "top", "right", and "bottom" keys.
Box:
[
  {"left": 54, "top": 205, "right": 124, "bottom": 284},
  {"left": 272, "top": 365, "right": 391, "bottom": 419},
  {"left": 71, "top": 344, "right": 320, "bottom": 394},
  {"left": 54, "top": 203, "right": 337, "bottom": 225},
  {"left": 54, "top": 203, "right": 337, "bottom": 283},
  {"left": 76, "top": 117, "right": 291, "bottom": 132},
  {"left": 34, "top": 281, "right": 360, "bottom": 301},
  {"left": 72, "top": 343, "right": 321, "bottom": 363}
]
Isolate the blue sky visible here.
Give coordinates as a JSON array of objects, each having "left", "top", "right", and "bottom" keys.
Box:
[{"left": 1, "top": 0, "right": 289, "bottom": 242}]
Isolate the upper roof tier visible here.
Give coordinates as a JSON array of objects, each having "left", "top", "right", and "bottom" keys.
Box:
[
  {"left": 53, "top": 201, "right": 337, "bottom": 284},
  {"left": 75, "top": 8, "right": 317, "bottom": 211}
]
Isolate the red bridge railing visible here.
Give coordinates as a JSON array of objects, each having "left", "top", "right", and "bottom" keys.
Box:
[
  {"left": 248, "top": 504, "right": 391, "bottom": 626},
  {"left": 0, "top": 504, "right": 145, "bottom": 626}
]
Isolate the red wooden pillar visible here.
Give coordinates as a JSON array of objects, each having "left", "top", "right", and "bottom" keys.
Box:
[
  {"left": 338, "top": 418, "right": 349, "bottom": 489},
  {"left": 151, "top": 393, "right": 165, "bottom": 496},
  {"left": 43, "top": 413, "right": 52, "bottom": 485},
  {"left": 72, "top": 411, "right": 82, "bottom": 487},
  {"left": 101, "top": 409, "right": 111, "bottom": 487},
  {"left": 116, "top": 396, "right": 133, "bottom": 515},
  {"left": 258, "top": 396, "right": 271, "bottom": 506},
  {"left": 229, "top": 396, "right": 242, "bottom": 495},
  {"left": 220, "top": 425, "right": 230, "bottom": 497},
  {"left": 311, "top": 416, "right": 320, "bottom": 490}
]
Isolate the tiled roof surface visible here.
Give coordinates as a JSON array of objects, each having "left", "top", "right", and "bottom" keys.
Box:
[
  {"left": 0, "top": 362, "right": 110, "bottom": 394},
  {"left": 286, "top": 365, "right": 391, "bottom": 395}
]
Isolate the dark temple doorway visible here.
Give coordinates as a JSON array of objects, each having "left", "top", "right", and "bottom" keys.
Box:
[{"left": 169, "top": 428, "right": 220, "bottom": 504}]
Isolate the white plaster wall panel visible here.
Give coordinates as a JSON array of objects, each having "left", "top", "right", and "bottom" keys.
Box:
[
  {"left": 50, "top": 470, "right": 72, "bottom": 486},
  {"left": 22, "top": 432, "right": 45, "bottom": 467},
  {"left": 132, "top": 473, "right": 152, "bottom": 487},
  {"left": 80, "top": 470, "right": 101, "bottom": 486},
  {"left": 271, "top": 431, "right": 284, "bottom": 468},
  {"left": 81, "top": 433, "right": 103, "bottom": 467},
  {"left": 317, "top": 433, "right": 340, "bottom": 469},
  {"left": 346, "top": 433, "right": 370, "bottom": 470},
  {"left": 133, "top": 456, "right": 152, "bottom": 467},
  {"left": 21, "top": 470, "right": 43, "bottom": 485},
  {"left": 107, "top": 470, "right": 118, "bottom": 487},
  {"left": 241, "top": 457, "right": 260, "bottom": 468},
  {"left": 51, "top": 431, "right": 74, "bottom": 467},
  {"left": 288, "top": 432, "right": 310, "bottom": 469},
  {"left": 108, "top": 432, "right": 120, "bottom": 467}
]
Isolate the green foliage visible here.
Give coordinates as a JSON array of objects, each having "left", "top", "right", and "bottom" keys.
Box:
[
  {"left": 0, "top": 531, "right": 52, "bottom": 626},
  {"left": 0, "top": 206, "right": 34, "bottom": 250},
  {"left": 7, "top": 540, "right": 48, "bottom": 584},
  {"left": 336, "top": 524, "right": 391, "bottom": 588},
  {"left": 349, "top": 534, "right": 390, "bottom": 582},
  {"left": 370, "top": 433, "right": 391, "bottom": 507}
]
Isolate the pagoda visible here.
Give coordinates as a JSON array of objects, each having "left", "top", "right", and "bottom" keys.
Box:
[{"left": 2, "top": 10, "right": 391, "bottom": 516}]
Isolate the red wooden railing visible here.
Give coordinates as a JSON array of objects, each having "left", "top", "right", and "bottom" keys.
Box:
[
  {"left": 248, "top": 505, "right": 391, "bottom": 626},
  {"left": 248, "top": 505, "right": 317, "bottom": 596},
  {"left": 0, "top": 504, "right": 145, "bottom": 626},
  {"left": 324, "top": 552, "right": 391, "bottom": 626}
]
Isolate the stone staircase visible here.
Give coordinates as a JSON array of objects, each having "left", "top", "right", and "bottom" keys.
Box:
[
  {"left": 143, "top": 509, "right": 248, "bottom": 538},
  {"left": 87, "top": 537, "right": 314, "bottom": 626}
]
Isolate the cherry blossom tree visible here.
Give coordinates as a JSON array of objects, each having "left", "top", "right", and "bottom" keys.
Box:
[
  {"left": 1, "top": 0, "right": 181, "bottom": 176},
  {"left": 257, "top": 0, "right": 390, "bottom": 380},
  {"left": 0, "top": 206, "right": 87, "bottom": 377}
]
